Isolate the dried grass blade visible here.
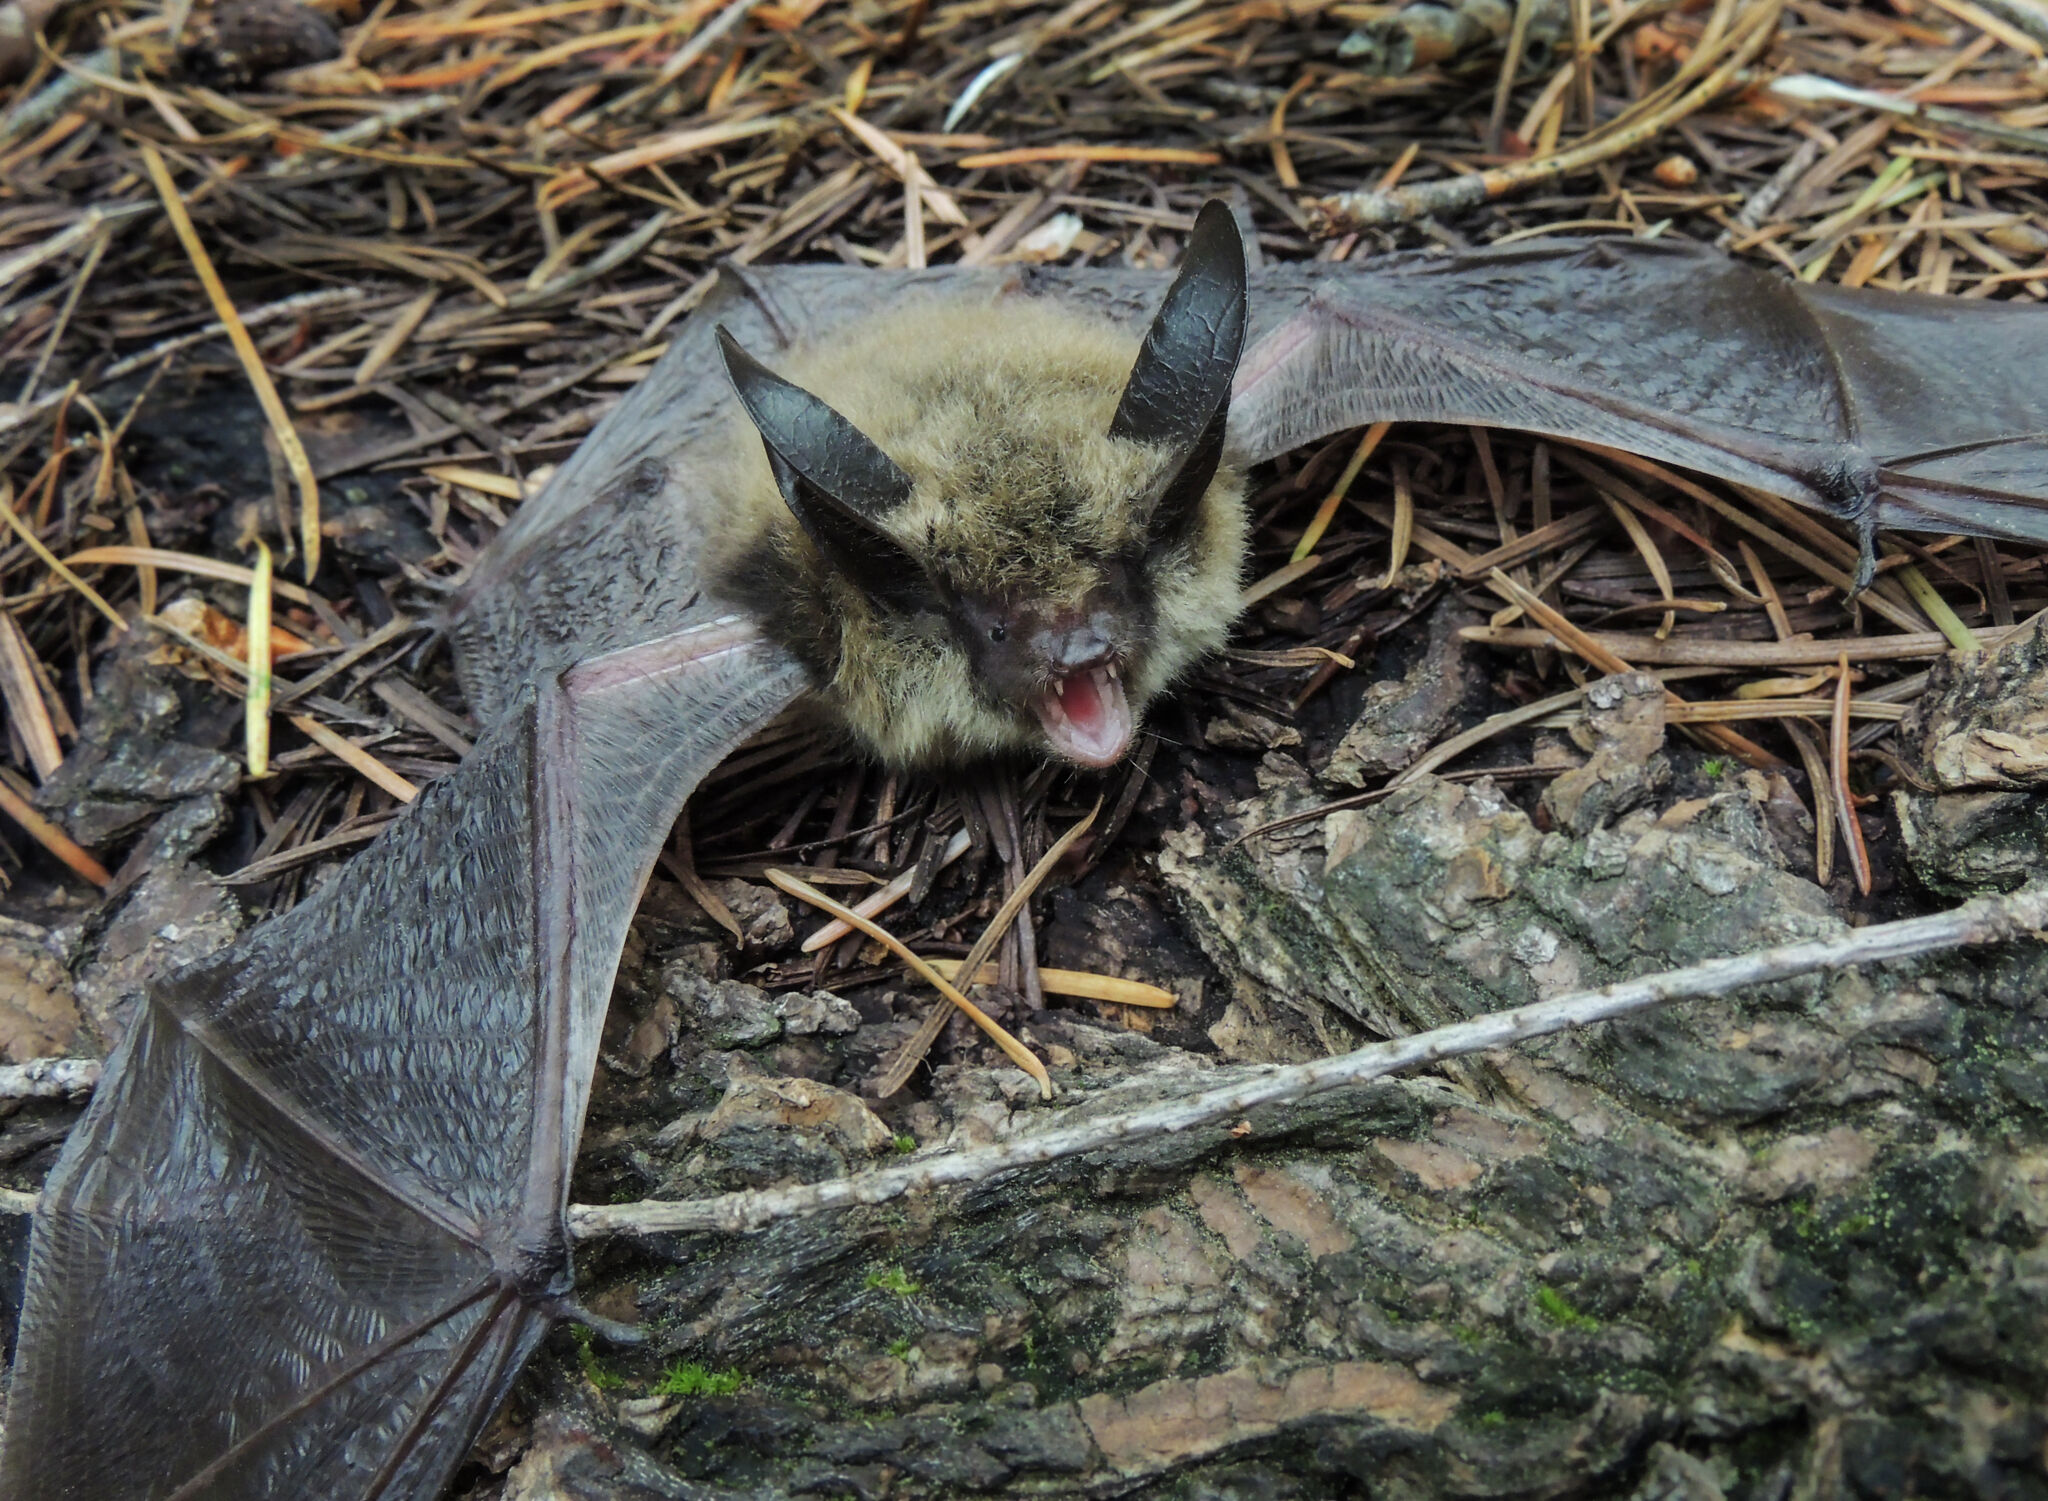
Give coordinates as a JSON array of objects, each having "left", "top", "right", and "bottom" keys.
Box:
[
  {"left": 1555, "top": 448, "right": 1757, "bottom": 600},
  {"left": 770, "top": 867, "right": 1052, "bottom": 1100},
  {"left": 1895, "top": 562, "right": 1981, "bottom": 651},
  {"left": 1600, "top": 494, "right": 1677, "bottom": 639},
  {"left": 0, "top": 613, "right": 62, "bottom": 779},
  {"left": 141, "top": 146, "right": 321, "bottom": 579},
  {"left": 1654, "top": 697, "right": 1903, "bottom": 724},
  {"left": 1740, "top": 540, "right": 1796, "bottom": 640},
  {"left": 1830, "top": 654, "right": 1872, "bottom": 894},
  {"left": 830, "top": 107, "right": 969, "bottom": 225},
  {"left": 662, "top": 822, "right": 741, "bottom": 943},
  {"left": 353, "top": 289, "right": 437, "bottom": 387},
  {"left": 1461, "top": 624, "right": 2007, "bottom": 666},
  {"left": 287, "top": 715, "right": 419, "bottom": 803},
  {"left": 246, "top": 543, "right": 272, "bottom": 779},
  {"left": 0, "top": 481, "right": 126, "bottom": 631},
  {"left": 1380, "top": 455, "right": 1413, "bottom": 586},
  {"left": 121, "top": 506, "right": 157, "bottom": 618},
  {"left": 1242, "top": 555, "right": 1321, "bottom": 608},
  {"left": 424, "top": 465, "right": 528, "bottom": 502},
  {"left": 954, "top": 145, "right": 1222, "bottom": 168},
  {"left": 903, "top": 148, "right": 927, "bottom": 269},
  {"left": 1268, "top": 74, "right": 1311, "bottom": 189},
  {"left": 546, "top": 114, "right": 777, "bottom": 209}
]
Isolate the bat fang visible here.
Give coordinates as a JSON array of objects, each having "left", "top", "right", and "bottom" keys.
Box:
[{"left": 1035, "top": 664, "right": 1133, "bottom": 767}]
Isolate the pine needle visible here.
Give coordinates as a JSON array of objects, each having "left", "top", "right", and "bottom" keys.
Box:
[
  {"left": 287, "top": 716, "right": 420, "bottom": 804},
  {"left": 140, "top": 145, "right": 322, "bottom": 579},
  {"left": 0, "top": 769, "right": 108, "bottom": 888},
  {"left": 768, "top": 867, "right": 1053, "bottom": 1100},
  {"left": 925, "top": 961, "right": 1176, "bottom": 1008},
  {"left": 1293, "top": 422, "right": 1386, "bottom": 563}
]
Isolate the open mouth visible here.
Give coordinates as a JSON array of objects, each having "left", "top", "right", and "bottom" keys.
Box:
[{"left": 1033, "top": 664, "right": 1134, "bottom": 768}]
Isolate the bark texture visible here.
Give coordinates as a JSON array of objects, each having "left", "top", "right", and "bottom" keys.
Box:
[{"left": 516, "top": 720, "right": 2048, "bottom": 1498}]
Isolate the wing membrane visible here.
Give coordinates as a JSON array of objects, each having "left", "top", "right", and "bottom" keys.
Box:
[{"left": 2, "top": 625, "right": 805, "bottom": 1500}]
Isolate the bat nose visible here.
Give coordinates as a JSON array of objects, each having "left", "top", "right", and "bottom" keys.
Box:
[{"left": 1039, "top": 621, "right": 1113, "bottom": 671}]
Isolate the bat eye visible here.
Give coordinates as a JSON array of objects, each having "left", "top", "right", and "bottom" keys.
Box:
[{"left": 988, "top": 624, "right": 1007, "bottom": 643}]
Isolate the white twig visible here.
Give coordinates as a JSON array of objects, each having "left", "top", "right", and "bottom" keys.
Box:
[
  {"left": 0, "top": 1055, "right": 100, "bottom": 1102},
  {"left": 1771, "top": 73, "right": 2048, "bottom": 154},
  {"left": 0, "top": 287, "right": 368, "bottom": 440},
  {"left": 0, "top": 202, "right": 149, "bottom": 295},
  {"left": 570, "top": 883, "right": 2048, "bottom": 1240}
]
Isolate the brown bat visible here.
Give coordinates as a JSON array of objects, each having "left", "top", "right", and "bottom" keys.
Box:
[{"left": 6, "top": 206, "right": 2047, "bottom": 1500}]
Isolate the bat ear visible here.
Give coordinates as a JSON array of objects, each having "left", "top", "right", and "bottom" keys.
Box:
[
  {"left": 1111, "top": 200, "right": 1248, "bottom": 540},
  {"left": 718, "top": 328, "right": 933, "bottom": 613}
]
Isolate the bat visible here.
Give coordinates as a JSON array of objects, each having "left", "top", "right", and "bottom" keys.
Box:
[{"left": 7, "top": 207, "right": 2047, "bottom": 1500}]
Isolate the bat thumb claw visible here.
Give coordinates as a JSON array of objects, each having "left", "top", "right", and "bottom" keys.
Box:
[{"left": 552, "top": 1299, "right": 647, "bottom": 1346}]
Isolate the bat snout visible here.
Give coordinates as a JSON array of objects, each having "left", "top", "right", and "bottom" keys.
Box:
[{"left": 1033, "top": 615, "right": 1117, "bottom": 674}]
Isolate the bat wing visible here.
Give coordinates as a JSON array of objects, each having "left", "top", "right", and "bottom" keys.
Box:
[
  {"left": 0, "top": 620, "right": 804, "bottom": 1501},
  {"left": 1794, "top": 281, "right": 2048, "bottom": 538},
  {"left": 7, "top": 260, "right": 987, "bottom": 1501},
  {"left": 3, "top": 260, "right": 1183, "bottom": 1499},
  {"left": 1230, "top": 238, "right": 2048, "bottom": 550}
]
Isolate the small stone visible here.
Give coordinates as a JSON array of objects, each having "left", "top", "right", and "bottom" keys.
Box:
[
  {"left": 707, "top": 879, "right": 795, "bottom": 950},
  {"left": 0, "top": 918, "right": 85, "bottom": 1063},
  {"left": 1651, "top": 154, "right": 1698, "bottom": 188},
  {"left": 614, "top": 1395, "right": 679, "bottom": 1439},
  {"left": 1203, "top": 702, "right": 1302, "bottom": 752},
  {"left": 701, "top": 1071, "right": 894, "bottom": 1158},
  {"left": 74, "top": 867, "right": 241, "bottom": 1044},
  {"left": 1320, "top": 596, "right": 1481, "bottom": 786},
  {"left": 663, "top": 968, "right": 781, "bottom": 1049},
  {"left": 1540, "top": 671, "right": 1668, "bottom": 834},
  {"left": 775, "top": 989, "right": 861, "bottom": 1036}
]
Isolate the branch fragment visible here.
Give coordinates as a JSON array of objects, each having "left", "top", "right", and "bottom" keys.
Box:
[{"left": 571, "top": 883, "right": 2048, "bottom": 1240}]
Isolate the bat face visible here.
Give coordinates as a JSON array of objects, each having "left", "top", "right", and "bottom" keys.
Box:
[{"left": 711, "top": 202, "right": 1248, "bottom": 769}]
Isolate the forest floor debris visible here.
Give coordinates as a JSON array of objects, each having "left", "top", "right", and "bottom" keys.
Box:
[{"left": 5, "top": 0, "right": 2048, "bottom": 1493}]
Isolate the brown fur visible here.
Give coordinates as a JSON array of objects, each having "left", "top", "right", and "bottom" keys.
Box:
[{"left": 705, "top": 296, "right": 1247, "bottom": 767}]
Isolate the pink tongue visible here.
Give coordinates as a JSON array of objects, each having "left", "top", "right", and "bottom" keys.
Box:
[{"left": 1060, "top": 671, "right": 1104, "bottom": 732}]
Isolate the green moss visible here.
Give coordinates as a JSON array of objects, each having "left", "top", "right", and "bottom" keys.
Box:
[
  {"left": 571, "top": 1326, "right": 626, "bottom": 1390},
  {"left": 1533, "top": 1285, "right": 1598, "bottom": 1330},
  {"left": 887, "top": 1336, "right": 913, "bottom": 1359},
  {"left": 893, "top": 1133, "right": 918, "bottom": 1154},
  {"left": 866, "top": 1265, "right": 921, "bottom": 1296},
  {"left": 655, "top": 1362, "right": 746, "bottom": 1398}
]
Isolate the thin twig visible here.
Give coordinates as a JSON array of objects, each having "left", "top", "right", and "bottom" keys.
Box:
[
  {"left": 570, "top": 882, "right": 2048, "bottom": 1239},
  {"left": 0, "top": 1056, "right": 100, "bottom": 1101}
]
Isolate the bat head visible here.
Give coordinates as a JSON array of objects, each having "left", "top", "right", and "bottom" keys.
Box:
[{"left": 714, "top": 200, "right": 1248, "bottom": 769}]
